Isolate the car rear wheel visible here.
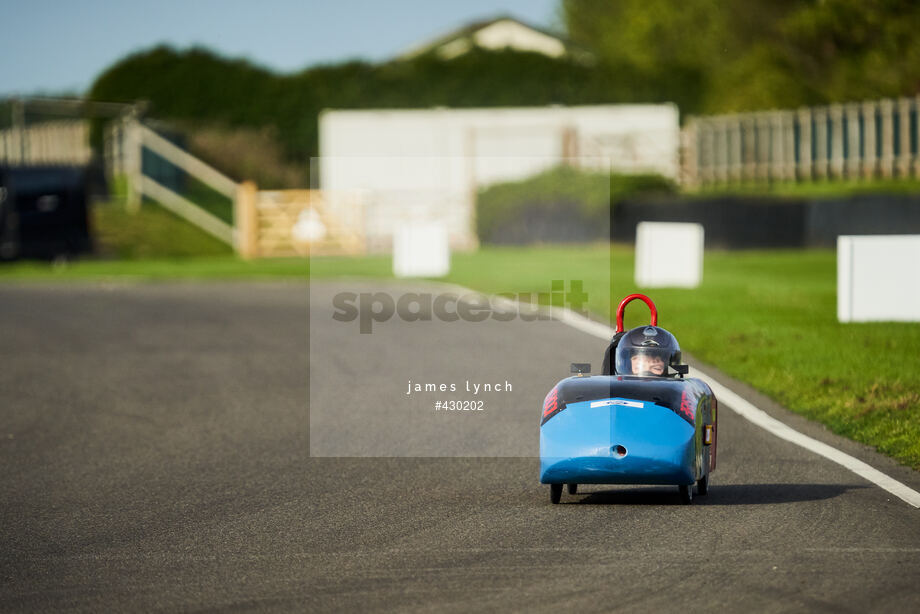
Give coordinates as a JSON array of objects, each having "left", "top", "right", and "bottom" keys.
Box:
[
  {"left": 550, "top": 484, "right": 562, "bottom": 504},
  {"left": 567, "top": 483, "right": 578, "bottom": 495},
  {"left": 678, "top": 484, "right": 693, "bottom": 505},
  {"left": 697, "top": 474, "right": 709, "bottom": 496}
]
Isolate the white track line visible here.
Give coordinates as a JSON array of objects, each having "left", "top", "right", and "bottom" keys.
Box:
[
  {"left": 689, "top": 364, "right": 920, "bottom": 508},
  {"left": 547, "top": 301, "right": 920, "bottom": 508}
]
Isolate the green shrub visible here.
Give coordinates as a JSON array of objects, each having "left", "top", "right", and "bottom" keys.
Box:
[{"left": 476, "top": 166, "right": 675, "bottom": 243}]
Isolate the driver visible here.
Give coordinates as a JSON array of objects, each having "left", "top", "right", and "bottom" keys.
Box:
[
  {"left": 614, "top": 325, "right": 682, "bottom": 377},
  {"left": 631, "top": 352, "right": 666, "bottom": 376}
]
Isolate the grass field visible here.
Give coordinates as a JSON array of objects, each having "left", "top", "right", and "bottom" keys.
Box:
[{"left": 2, "top": 244, "right": 918, "bottom": 470}]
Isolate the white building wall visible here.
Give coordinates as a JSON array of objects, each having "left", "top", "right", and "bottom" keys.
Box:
[{"left": 318, "top": 104, "right": 679, "bottom": 252}]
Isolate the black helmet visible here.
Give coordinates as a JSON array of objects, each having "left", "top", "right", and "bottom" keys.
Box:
[{"left": 614, "top": 325, "right": 682, "bottom": 377}]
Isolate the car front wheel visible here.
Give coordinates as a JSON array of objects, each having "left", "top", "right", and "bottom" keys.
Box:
[{"left": 550, "top": 484, "right": 562, "bottom": 504}]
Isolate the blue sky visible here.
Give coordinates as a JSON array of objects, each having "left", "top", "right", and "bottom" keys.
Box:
[{"left": 0, "top": 0, "right": 560, "bottom": 97}]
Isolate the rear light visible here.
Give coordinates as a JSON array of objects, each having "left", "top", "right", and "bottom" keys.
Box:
[{"left": 541, "top": 385, "right": 567, "bottom": 425}]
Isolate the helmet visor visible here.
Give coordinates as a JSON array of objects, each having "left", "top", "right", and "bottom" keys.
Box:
[{"left": 617, "top": 347, "right": 670, "bottom": 376}]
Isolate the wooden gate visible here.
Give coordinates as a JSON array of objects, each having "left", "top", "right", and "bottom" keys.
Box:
[{"left": 234, "top": 183, "right": 365, "bottom": 258}]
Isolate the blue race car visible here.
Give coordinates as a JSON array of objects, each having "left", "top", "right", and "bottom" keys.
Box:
[{"left": 540, "top": 294, "right": 718, "bottom": 504}]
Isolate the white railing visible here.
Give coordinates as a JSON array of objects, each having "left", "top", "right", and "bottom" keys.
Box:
[
  {"left": 106, "top": 118, "right": 368, "bottom": 256},
  {"left": 107, "top": 117, "right": 239, "bottom": 246},
  {"left": 682, "top": 97, "right": 920, "bottom": 186}
]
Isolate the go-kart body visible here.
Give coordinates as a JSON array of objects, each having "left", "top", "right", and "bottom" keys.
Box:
[
  {"left": 539, "top": 374, "right": 717, "bottom": 486},
  {"left": 539, "top": 293, "right": 718, "bottom": 503}
]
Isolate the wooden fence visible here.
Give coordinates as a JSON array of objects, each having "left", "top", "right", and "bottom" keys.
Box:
[
  {"left": 235, "top": 184, "right": 365, "bottom": 259},
  {"left": 682, "top": 97, "right": 920, "bottom": 186},
  {"left": 0, "top": 120, "right": 92, "bottom": 165}
]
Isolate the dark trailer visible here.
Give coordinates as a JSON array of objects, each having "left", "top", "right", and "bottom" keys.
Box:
[{"left": 0, "top": 165, "right": 94, "bottom": 260}]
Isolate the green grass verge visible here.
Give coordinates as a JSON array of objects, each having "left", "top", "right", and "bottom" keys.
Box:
[
  {"left": 92, "top": 200, "right": 232, "bottom": 260},
  {"left": 0, "top": 251, "right": 391, "bottom": 280},
  {"left": 0, "top": 256, "right": 306, "bottom": 280},
  {"left": 2, "top": 244, "right": 918, "bottom": 470},
  {"left": 687, "top": 177, "right": 920, "bottom": 198}
]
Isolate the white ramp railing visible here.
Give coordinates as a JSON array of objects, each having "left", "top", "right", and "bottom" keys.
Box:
[
  {"left": 113, "top": 118, "right": 239, "bottom": 246},
  {"left": 138, "top": 175, "right": 235, "bottom": 245},
  {"left": 107, "top": 115, "right": 369, "bottom": 257}
]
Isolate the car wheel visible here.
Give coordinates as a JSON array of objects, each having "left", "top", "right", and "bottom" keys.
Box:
[
  {"left": 550, "top": 483, "right": 562, "bottom": 504},
  {"left": 697, "top": 473, "right": 709, "bottom": 496},
  {"left": 678, "top": 484, "right": 693, "bottom": 505},
  {"left": 567, "top": 483, "right": 578, "bottom": 495}
]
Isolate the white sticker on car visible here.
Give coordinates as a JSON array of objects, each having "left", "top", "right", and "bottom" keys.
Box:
[{"left": 590, "top": 399, "right": 644, "bottom": 408}]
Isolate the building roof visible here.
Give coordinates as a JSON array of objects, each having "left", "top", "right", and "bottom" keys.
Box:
[{"left": 394, "top": 15, "right": 592, "bottom": 62}]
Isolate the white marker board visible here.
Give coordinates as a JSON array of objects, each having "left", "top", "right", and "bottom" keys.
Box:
[
  {"left": 393, "top": 222, "right": 450, "bottom": 278},
  {"left": 837, "top": 235, "right": 920, "bottom": 322},
  {"left": 635, "top": 222, "right": 704, "bottom": 288}
]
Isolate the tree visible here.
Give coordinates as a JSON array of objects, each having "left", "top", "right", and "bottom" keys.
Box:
[
  {"left": 561, "top": 0, "right": 920, "bottom": 114},
  {"left": 775, "top": 0, "right": 920, "bottom": 103},
  {"left": 562, "top": 0, "right": 798, "bottom": 113}
]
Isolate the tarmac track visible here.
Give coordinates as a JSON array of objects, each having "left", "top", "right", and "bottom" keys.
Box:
[{"left": 1, "top": 280, "right": 919, "bottom": 612}]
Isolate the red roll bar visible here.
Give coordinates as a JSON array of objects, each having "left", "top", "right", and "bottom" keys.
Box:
[{"left": 615, "top": 294, "right": 658, "bottom": 333}]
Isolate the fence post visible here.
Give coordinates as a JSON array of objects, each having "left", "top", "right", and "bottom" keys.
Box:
[
  {"left": 829, "top": 104, "right": 844, "bottom": 178},
  {"left": 797, "top": 107, "right": 812, "bottom": 181},
  {"left": 781, "top": 111, "right": 795, "bottom": 181},
  {"left": 897, "top": 98, "right": 912, "bottom": 177},
  {"left": 879, "top": 98, "right": 894, "bottom": 178},
  {"left": 709, "top": 119, "right": 720, "bottom": 184},
  {"left": 104, "top": 121, "right": 120, "bottom": 179},
  {"left": 741, "top": 117, "right": 755, "bottom": 182},
  {"left": 845, "top": 103, "right": 861, "bottom": 179},
  {"left": 695, "top": 119, "right": 707, "bottom": 185},
  {"left": 729, "top": 117, "right": 742, "bottom": 183},
  {"left": 862, "top": 100, "right": 877, "bottom": 179},
  {"left": 813, "top": 107, "right": 827, "bottom": 179},
  {"left": 704, "top": 119, "right": 717, "bottom": 185},
  {"left": 915, "top": 96, "right": 920, "bottom": 177},
  {"left": 680, "top": 119, "right": 699, "bottom": 188},
  {"left": 768, "top": 112, "right": 781, "bottom": 182},
  {"left": 124, "top": 115, "right": 142, "bottom": 213},
  {"left": 753, "top": 113, "right": 767, "bottom": 182},
  {"left": 234, "top": 181, "right": 259, "bottom": 259},
  {"left": 713, "top": 119, "right": 725, "bottom": 183}
]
